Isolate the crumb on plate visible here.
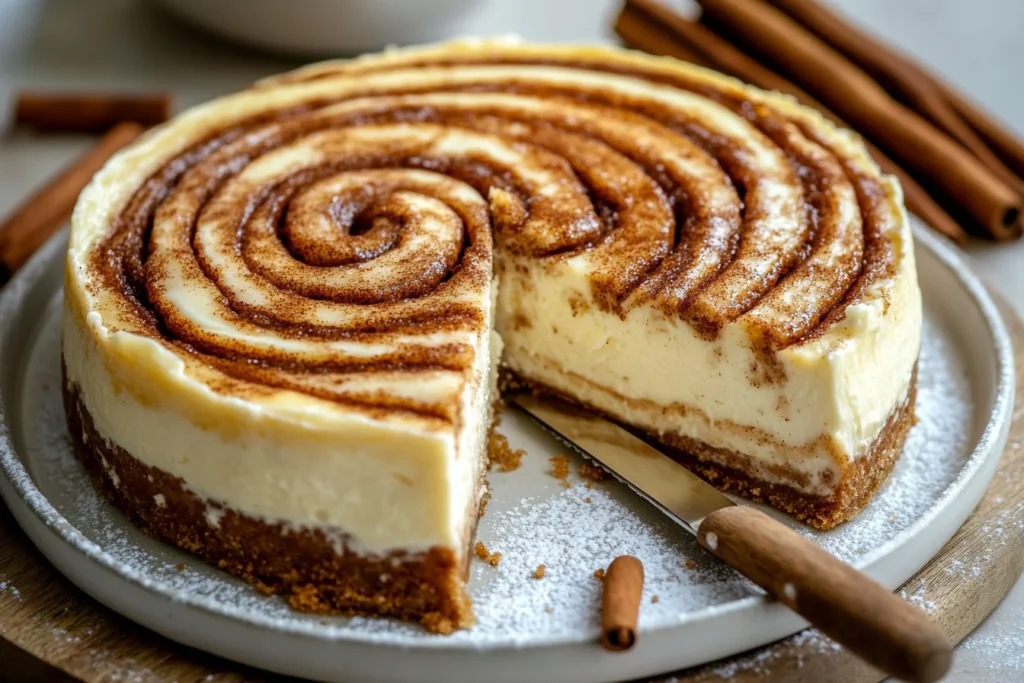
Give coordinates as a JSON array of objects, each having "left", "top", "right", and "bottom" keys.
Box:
[
  {"left": 579, "top": 462, "right": 607, "bottom": 482},
  {"left": 549, "top": 455, "right": 571, "bottom": 481},
  {"left": 474, "top": 541, "right": 502, "bottom": 567},
  {"left": 488, "top": 429, "right": 525, "bottom": 472}
]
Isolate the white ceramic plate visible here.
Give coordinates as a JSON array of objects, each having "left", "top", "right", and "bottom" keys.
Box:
[{"left": 0, "top": 224, "right": 1014, "bottom": 683}]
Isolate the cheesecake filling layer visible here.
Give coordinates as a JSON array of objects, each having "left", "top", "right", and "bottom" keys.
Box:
[{"left": 62, "top": 298, "right": 493, "bottom": 557}]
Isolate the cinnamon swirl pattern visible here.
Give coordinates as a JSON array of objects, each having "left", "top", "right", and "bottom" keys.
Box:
[{"left": 63, "top": 40, "right": 921, "bottom": 631}]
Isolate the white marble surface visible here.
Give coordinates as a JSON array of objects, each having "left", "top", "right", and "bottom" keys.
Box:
[{"left": 0, "top": 0, "right": 1021, "bottom": 680}]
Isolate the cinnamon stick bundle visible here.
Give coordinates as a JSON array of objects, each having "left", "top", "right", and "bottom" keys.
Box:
[
  {"left": 763, "top": 0, "right": 1024, "bottom": 183},
  {"left": 615, "top": 0, "right": 1024, "bottom": 242},
  {"left": 616, "top": 0, "right": 966, "bottom": 244}
]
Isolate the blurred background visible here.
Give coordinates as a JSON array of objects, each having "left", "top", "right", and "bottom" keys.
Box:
[{"left": 1, "top": 0, "right": 1022, "bottom": 117}]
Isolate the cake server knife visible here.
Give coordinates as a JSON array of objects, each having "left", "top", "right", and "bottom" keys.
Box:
[{"left": 511, "top": 393, "right": 951, "bottom": 683}]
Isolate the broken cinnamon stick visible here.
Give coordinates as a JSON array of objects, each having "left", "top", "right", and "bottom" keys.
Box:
[
  {"left": 691, "top": 0, "right": 1021, "bottom": 240},
  {"left": 600, "top": 555, "right": 644, "bottom": 652},
  {"left": 14, "top": 92, "right": 171, "bottom": 133},
  {"left": 616, "top": 0, "right": 967, "bottom": 244},
  {"left": 0, "top": 122, "right": 144, "bottom": 284}
]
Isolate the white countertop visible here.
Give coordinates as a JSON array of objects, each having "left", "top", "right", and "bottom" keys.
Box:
[{"left": 0, "top": 0, "right": 1021, "bottom": 680}]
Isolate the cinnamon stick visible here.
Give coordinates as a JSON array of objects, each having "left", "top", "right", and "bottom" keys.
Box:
[
  {"left": 14, "top": 92, "right": 171, "bottom": 133},
  {"left": 0, "top": 122, "right": 144, "bottom": 284},
  {"left": 600, "top": 555, "right": 644, "bottom": 652},
  {"left": 762, "top": 0, "right": 1024, "bottom": 197},
  {"left": 616, "top": 0, "right": 967, "bottom": 244},
  {"left": 943, "top": 87, "right": 1024, "bottom": 181},
  {"left": 617, "top": 6, "right": 707, "bottom": 64},
  {"left": 691, "top": 0, "right": 1022, "bottom": 240}
]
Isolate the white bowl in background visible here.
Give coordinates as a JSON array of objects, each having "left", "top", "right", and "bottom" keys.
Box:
[{"left": 154, "top": 0, "right": 484, "bottom": 55}]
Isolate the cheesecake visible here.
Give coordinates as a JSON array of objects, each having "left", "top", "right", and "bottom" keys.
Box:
[{"left": 63, "top": 39, "right": 921, "bottom": 632}]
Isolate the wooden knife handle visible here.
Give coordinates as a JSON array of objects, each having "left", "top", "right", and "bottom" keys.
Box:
[{"left": 697, "top": 506, "right": 951, "bottom": 683}]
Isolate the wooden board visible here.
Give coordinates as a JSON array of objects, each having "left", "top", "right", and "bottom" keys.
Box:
[{"left": 1, "top": 296, "right": 1022, "bottom": 683}]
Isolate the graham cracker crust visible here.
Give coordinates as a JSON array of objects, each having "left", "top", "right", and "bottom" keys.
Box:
[
  {"left": 503, "top": 365, "right": 917, "bottom": 531},
  {"left": 62, "top": 371, "right": 474, "bottom": 634}
]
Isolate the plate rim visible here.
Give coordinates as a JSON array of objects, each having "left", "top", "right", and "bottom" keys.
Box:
[{"left": 0, "top": 225, "right": 1015, "bottom": 655}]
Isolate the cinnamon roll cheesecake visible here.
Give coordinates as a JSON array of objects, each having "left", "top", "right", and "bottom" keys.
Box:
[{"left": 63, "top": 39, "right": 921, "bottom": 632}]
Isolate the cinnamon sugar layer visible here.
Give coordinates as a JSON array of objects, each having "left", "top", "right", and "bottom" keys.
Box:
[{"left": 68, "top": 40, "right": 910, "bottom": 418}]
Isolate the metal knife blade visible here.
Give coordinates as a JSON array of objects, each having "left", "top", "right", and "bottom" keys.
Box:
[
  {"left": 511, "top": 393, "right": 954, "bottom": 682},
  {"left": 511, "top": 392, "right": 733, "bottom": 533}
]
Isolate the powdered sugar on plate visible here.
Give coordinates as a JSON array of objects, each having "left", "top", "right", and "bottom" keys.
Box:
[{"left": 7, "top": 288, "right": 976, "bottom": 648}]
